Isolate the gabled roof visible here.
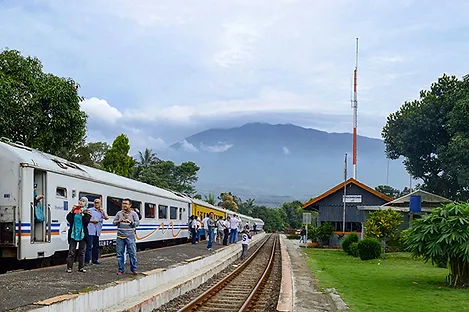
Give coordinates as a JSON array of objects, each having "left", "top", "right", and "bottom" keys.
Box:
[
  {"left": 357, "top": 189, "right": 453, "bottom": 212},
  {"left": 302, "top": 178, "right": 393, "bottom": 209},
  {"left": 382, "top": 189, "right": 453, "bottom": 206}
]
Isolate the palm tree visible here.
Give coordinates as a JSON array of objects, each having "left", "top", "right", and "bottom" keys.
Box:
[
  {"left": 204, "top": 193, "right": 216, "bottom": 205},
  {"left": 138, "top": 148, "right": 158, "bottom": 167}
]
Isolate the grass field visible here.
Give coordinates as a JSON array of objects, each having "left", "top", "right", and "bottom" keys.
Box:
[{"left": 305, "top": 249, "right": 469, "bottom": 312}]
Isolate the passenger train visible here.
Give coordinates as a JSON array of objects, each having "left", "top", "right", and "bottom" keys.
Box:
[{"left": 0, "top": 138, "right": 263, "bottom": 269}]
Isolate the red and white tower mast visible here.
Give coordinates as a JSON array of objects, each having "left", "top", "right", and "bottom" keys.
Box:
[{"left": 352, "top": 38, "right": 358, "bottom": 180}]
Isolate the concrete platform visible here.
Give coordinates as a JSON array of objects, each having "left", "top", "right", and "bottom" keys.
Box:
[
  {"left": 0, "top": 234, "right": 265, "bottom": 312},
  {"left": 283, "top": 238, "right": 348, "bottom": 312}
]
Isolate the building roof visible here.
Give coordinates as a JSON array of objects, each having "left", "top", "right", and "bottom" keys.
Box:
[
  {"left": 302, "top": 178, "right": 393, "bottom": 209},
  {"left": 382, "top": 189, "right": 453, "bottom": 206},
  {"left": 357, "top": 189, "right": 453, "bottom": 212}
]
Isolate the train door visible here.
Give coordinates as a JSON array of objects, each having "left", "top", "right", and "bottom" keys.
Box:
[{"left": 32, "top": 169, "right": 51, "bottom": 243}]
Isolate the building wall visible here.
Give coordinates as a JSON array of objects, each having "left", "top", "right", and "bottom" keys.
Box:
[{"left": 313, "top": 183, "right": 389, "bottom": 225}]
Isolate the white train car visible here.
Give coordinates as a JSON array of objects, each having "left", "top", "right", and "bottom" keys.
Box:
[{"left": 0, "top": 139, "right": 192, "bottom": 263}]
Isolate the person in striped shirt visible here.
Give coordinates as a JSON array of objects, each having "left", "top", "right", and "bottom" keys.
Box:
[{"left": 113, "top": 198, "right": 140, "bottom": 275}]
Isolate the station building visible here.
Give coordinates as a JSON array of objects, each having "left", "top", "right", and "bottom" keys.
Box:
[
  {"left": 302, "top": 178, "right": 453, "bottom": 246},
  {"left": 356, "top": 189, "right": 453, "bottom": 229},
  {"left": 301, "top": 178, "right": 392, "bottom": 245}
]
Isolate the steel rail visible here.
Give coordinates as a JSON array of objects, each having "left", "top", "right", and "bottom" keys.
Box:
[
  {"left": 239, "top": 235, "right": 278, "bottom": 311},
  {"left": 177, "top": 235, "right": 273, "bottom": 312}
]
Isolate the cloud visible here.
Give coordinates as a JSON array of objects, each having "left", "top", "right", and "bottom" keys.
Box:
[
  {"left": 2, "top": 0, "right": 469, "bottom": 151},
  {"left": 283, "top": 147, "right": 290, "bottom": 155},
  {"left": 201, "top": 143, "right": 234, "bottom": 152},
  {"left": 80, "top": 98, "right": 122, "bottom": 124},
  {"left": 180, "top": 140, "right": 198, "bottom": 152}
]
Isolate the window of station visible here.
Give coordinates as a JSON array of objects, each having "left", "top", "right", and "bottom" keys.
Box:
[
  {"left": 324, "top": 221, "right": 362, "bottom": 232},
  {"left": 170, "top": 206, "right": 178, "bottom": 220},
  {"left": 145, "top": 203, "right": 156, "bottom": 218},
  {"left": 107, "top": 196, "right": 123, "bottom": 216},
  {"left": 56, "top": 187, "right": 67, "bottom": 198},
  {"left": 158, "top": 205, "right": 168, "bottom": 219},
  {"left": 79, "top": 192, "right": 102, "bottom": 209}
]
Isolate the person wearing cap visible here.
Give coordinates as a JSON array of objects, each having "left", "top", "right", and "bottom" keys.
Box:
[{"left": 66, "top": 197, "right": 91, "bottom": 273}]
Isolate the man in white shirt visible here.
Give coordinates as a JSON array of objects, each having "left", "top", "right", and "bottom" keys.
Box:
[
  {"left": 202, "top": 215, "right": 209, "bottom": 241},
  {"left": 230, "top": 214, "right": 240, "bottom": 243}
]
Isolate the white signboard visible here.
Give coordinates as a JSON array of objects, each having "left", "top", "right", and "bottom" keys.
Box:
[
  {"left": 303, "top": 213, "right": 312, "bottom": 225},
  {"left": 343, "top": 195, "right": 362, "bottom": 203}
]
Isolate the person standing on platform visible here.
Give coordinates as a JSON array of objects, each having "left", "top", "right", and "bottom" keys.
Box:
[
  {"left": 190, "top": 215, "right": 198, "bottom": 244},
  {"left": 113, "top": 198, "right": 140, "bottom": 275},
  {"left": 202, "top": 214, "right": 209, "bottom": 241},
  {"left": 240, "top": 229, "right": 251, "bottom": 260},
  {"left": 223, "top": 216, "right": 231, "bottom": 246},
  {"left": 66, "top": 197, "right": 91, "bottom": 273},
  {"left": 85, "top": 198, "right": 108, "bottom": 265},
  {"left": 206, "top": 212, "right": 215, "bottom": 250},
  {"left": 216, "top": 216, "right": 224, "bottom": 245},
  {"left": 230, "top": 214, "right": 240, "bottom": 243}
]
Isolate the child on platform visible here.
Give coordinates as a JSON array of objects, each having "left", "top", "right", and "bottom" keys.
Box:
[{"left": 240, "top": 229, "right": 251, "bottom": 260}]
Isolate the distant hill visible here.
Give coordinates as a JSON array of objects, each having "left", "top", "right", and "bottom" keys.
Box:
[{"left": 158, "top": 122, "right": 410, "bottom": 207}]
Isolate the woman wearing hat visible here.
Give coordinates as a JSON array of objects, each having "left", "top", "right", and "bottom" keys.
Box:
[{"left": 66, "top": 197, "right": 91, "bottom": 273}]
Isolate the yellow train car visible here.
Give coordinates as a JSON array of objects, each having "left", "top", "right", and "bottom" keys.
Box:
[{"left": 191, "top": 198, "right": 226, "bottom": 221}]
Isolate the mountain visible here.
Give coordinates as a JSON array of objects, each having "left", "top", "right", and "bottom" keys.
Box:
[{"left": 158, "top": 123, "right": 411, "bottom": 207}]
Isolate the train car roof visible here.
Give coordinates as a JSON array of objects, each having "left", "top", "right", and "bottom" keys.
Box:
[
  {"left": 0, "top": 140, "right": 191, "bottom": 203},
  {"left": 187, "top": 197, "right": 263, "bottom": 223}
]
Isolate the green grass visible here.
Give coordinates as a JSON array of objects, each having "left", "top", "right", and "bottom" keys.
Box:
[{"left": 306, "top": 249, "right": 469, "bottom": 312}]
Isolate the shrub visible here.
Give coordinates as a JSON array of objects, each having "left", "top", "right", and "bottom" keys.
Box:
[
  {"left": 399, "top": 228, "right": 411, "bottom": 251},
  {"left": 357, "top": 238, "right": 382, "bottom": 260},
  {"left": 342, "top": 233, "right": 359, "bottom": 255},
  {"left": 349, "top": 242, "right": 359, "bottom": 257},
  {"left": 406, "top": 202, "right": 469, "bottom": 287},
  {"left": 286, "top": 234, "right": 300, "bottom": 240}
]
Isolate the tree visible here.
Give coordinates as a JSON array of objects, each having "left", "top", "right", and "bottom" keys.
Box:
[
  {"left": 64, "top": 141, "right": 110, "bottom": 168},
  {"left": 0, "top": 49, "right": 87, "bottom": 155},
  {"left": 87, "top": 142, "right": 110, "bottom": 165},
  {"left": 175, "top": 161, "right": 199, "bottom": 195},
  {"left": 364, "top": 208, "right": 402, "bottom": 253},
  {"left": 204, "top": 193, "right": 216, "bottom": 205},
  {"left": 238, "top": 198, "right": 255, "bottom": 215},
  {"left": 138, "top": 148, "right": 159, "bottom": 167},
  {"left": 406, "top": 202, "right": 469, "bottom": 288},
  {"left": 375, "top": 185, "right": 401, "bottom": 199},
  {"left": 218, "top": 192, "right": 238, "bottom": 211},
  {"left": 280, "top": 200, "right": 303, "bottom": 229},
  {"left": 101, "top": 134, "right": 136, "bottom": 177},
  {"left": 137, "top": 160, "right": 200, "bottom": 195},
  {"left": 382, "top": 74, "right": 469, "bottom": 200}
]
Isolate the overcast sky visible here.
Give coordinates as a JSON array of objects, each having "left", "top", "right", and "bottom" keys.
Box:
[{"left": 1, "top": 0, "right": 468, "bottom": 152}]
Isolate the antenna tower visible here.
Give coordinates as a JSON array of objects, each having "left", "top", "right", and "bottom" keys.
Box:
[{"left": 352, "top": 38, "right": 358, "bottom": 180}]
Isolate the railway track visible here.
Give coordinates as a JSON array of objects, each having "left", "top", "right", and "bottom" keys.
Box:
[{"left": 177, "top": 234, "right": 279, "bottom": 312}]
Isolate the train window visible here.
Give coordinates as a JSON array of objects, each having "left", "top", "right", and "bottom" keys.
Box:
[
  {"left": 158, "top": 205, "right": 168, "bottom": 219},
  {"left": 79, "top": 192, "right": 102, "bottom": 209},
  {"left": 131, "top": 200, "right": 141, "bottom": 211},
  {"left": 179, "top": 207, "right": 183, "bottom": 220},
  {"left": 56, "top": 187, "right": 67, "bottom": 198},
  {"left": 107, "top": 196, "right": 122, "bottom": 216},
  {"left": 170, "top": 206, "right": 178, "bottom": 220},
  {"left": 145, "top": 203, "right": 156, "bottom": 218}
]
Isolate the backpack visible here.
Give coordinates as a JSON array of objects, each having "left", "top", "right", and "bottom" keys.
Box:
[{"left": 35, "top": 204, "right": 44, "bottom": 222}]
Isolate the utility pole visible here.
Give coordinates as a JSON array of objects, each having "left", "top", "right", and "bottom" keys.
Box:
[{"left": 352, "top": 38, "right": 358, "bottom": 180}]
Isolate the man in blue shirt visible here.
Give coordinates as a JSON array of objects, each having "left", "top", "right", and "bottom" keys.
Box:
[{"left": 85, "top": 198, "right": 108, "bottom": 265}]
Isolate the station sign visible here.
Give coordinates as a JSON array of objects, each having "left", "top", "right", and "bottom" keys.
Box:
[{"left": 342, "top": 195, "right": 362, "bottom": 203}]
